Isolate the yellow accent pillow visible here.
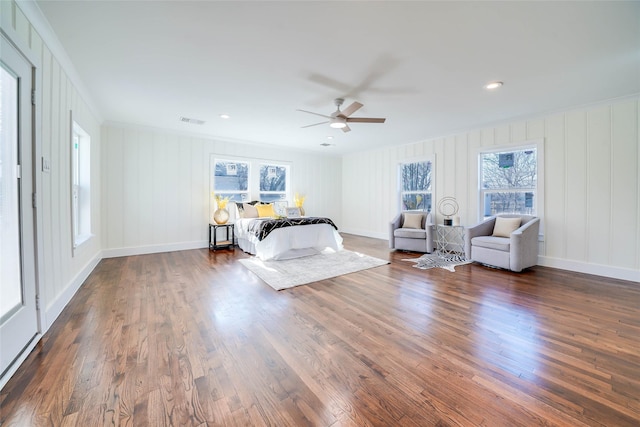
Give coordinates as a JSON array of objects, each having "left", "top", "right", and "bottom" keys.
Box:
[
  {"left": 256, "top": 203, "right": 276, "bottom": 218},
  {"left": 402, "top": 213, "right": 424, "bottom": 229},
  {"left": 492, "top": 217, "right": 521, "bottom": 237}
]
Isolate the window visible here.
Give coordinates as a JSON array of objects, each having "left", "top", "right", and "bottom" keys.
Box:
[
  {"left": 213, "top": 159, "right": 250, "bottom": 202},
  {"left": 71, "top": 119, "right": 91, "bottom": 249},
  {"left": 479, "top": 145, "right": 538, "bottom": 218},
  {"left": 259, "top": 163, "right": 289, "bottom": 203},
  {"left": 399, "top": 160, "right": 432, "bottom": 211}
]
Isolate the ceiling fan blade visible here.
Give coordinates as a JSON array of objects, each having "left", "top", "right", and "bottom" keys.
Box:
[
  {"left": 301, "top": 121, "right": 329, "bottom": 128},
  {"left": 297, "top": 109, "right": 332, "bottom": 119},
  {"left": 340, "top": 101, "right": 363, "bottom": 117},
  {"left": 346, "top": 117, "right": 386, "bottom": 123},
  {"left": 341, "top": 125, "right": 351, "bottom": 133}
]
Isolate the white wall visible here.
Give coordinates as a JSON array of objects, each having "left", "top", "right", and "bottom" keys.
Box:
[
  {"left": 101, "top": 124, "right": 342, "bottom": 256},
  {"left": 2, "top": 1, "right": 103, "bottom": 330},
  {"left": 342, "top": 98, "right": 640, "bottom": 282}
]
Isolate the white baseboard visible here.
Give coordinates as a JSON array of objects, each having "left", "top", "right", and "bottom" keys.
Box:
[
  {"left": 340, "top": 230, "right": 639, "bottom": 283},
  {"left": 102, "top": 240, "right": 208, "bottom": 258},
  {"left": 537, "top": 256, "right": 639, "bottom": 283},
  {"left": 340, "top": 228, "right": 388, "bottom": 240},
  {"left": 43, "top": 254, "right": 102, "bottom": 332}
]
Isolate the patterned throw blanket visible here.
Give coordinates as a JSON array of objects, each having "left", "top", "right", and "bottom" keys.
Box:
[{"left": 248, "top": 217, "right": 338, "bottom": 241}]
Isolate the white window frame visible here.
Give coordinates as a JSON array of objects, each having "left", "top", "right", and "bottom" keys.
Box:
[
  {"left": 398, "top": 157, "right": 434, "bottom": 213},
  {"left": 212, "top": 158, "right": 251, "bottom": 204},
  {"left": 71, "top": 114, "right": 92, "bottom": 252},
  {"left": 477, "top": 139, "right": 544, "bottom": 222},
  {"left": 258, "top": 162, "right": 290, "bottom": 203}
]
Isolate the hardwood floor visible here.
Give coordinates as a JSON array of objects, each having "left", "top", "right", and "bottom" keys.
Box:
[{"left": 1, "top": 234, "right": 639, "bottom": 426}]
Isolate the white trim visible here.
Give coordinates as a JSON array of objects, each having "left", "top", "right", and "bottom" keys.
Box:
[
  {"left": 538, "top": 256, "right": 640, "bottom": 283},
  {"left": 15, "top": 0, "right": 103, "bottom": 122},
  {"left": 102, "top": 241, "right": 208, "bottom": 259},
  {"left": 0, "top": 333, "right": 41, "bottom": 391},
  {"left": 42, "top": 253, "right": 101, "bottom": 331},
  {"left": 340, "top": 229, "right": 388, "bottom": 240}
]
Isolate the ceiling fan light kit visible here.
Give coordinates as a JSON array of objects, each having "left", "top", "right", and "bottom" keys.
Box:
[
  {"left": 298, "top": 98, "right": 386, "bottom": 133},
  {"left": 329, "top": 118, "right": 347, "bottom": 129}
]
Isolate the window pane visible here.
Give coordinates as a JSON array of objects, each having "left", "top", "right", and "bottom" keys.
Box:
[
  {"left": 214, "top": 161, "right": 249, "bottom": 191},
  {"left": 0, "top": 64, "right": 23, "bottom": 316},
  {"left": 259, "top": 164, "right": 287, "bottom": 192},
  {"left": 219, "top": 192, "right": 248, "bottom": 203},
  {"left": 401, "top": 161, "right": 431, "bottom": 192},
  {"left": 402, "top": 193, "right": 431, "bottom": 211},
  {"left": 483, "top": 192, "right": 535, "bottom": 216},
  {"left": 259, "top": 193, "right": 287, "bottom": 203},
  {"left": 481, "top": 149, "right": 536, "bottom": 190}
]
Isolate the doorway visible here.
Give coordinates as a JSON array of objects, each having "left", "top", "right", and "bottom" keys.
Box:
[{"left": 0, "top": 34, "right": 39, "bottom": 379}]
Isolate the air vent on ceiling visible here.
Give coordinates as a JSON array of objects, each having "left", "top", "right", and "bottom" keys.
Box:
[
  {"left": 180, "top": 116, "right": 205, "bottom": 125},
  {"left": 320, "top": 143, "right": 334, "bottom": 147}
]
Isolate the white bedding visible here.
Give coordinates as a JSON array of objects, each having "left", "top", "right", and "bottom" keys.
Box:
[{"left": 235, "top": 218, "right": 343, "bottom": 260}]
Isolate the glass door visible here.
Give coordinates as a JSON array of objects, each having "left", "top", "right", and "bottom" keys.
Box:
[{"left": 0, "top": 35, "right": 38, "bottom": 378}]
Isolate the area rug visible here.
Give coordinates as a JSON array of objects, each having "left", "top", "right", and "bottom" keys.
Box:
[
  {"left": 239, "top": 250, "right": 389, "bottom": 291},
  {"left": 402, "top": 253, "right": 471, "bottom": 272}
]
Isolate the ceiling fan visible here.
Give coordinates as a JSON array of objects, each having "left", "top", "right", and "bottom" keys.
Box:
[{"left": 297, "top": 98, "right": 386, "bottom": 133}]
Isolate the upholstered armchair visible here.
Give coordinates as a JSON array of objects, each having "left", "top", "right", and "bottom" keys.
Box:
[
  {"left": 464, "top": 214, "right": 540, "bottom": 272},
  {"left": 389, "top": 211, "right": 435, "bottom": 253}
]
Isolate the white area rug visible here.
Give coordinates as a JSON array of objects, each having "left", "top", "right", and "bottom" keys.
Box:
[
  {"left": 239, "top": 250, "right": 389, "bottom": 291},
  {"left": 402, "top": 253, "right": 471, "bottom": 272}
]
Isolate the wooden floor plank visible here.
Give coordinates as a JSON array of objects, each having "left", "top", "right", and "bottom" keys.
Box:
[{"left": 1, "top": 234, "right": 639, "bottom": 426}]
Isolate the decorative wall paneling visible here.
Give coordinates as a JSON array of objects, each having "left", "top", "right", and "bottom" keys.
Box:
[
  {"left": 101, "top": 124, "right": 342, "bottom": 256},
  {"left": 341, "top": 99, "right": 639, "bottom": 282},
  {"left": 1, "top": 1, "right": 103, "bottom": 331}
]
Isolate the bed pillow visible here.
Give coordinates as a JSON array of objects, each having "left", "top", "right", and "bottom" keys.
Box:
[
  {"left": 256, "top": 203, "right": 276, "bottom": 218},
  {"left": 402, "top": 213, "right": 424, "bottom": 229},
  {"left": 492, "top": 217, "right": 521, "bottom": 237},
  {"left": 242, "top": 203, "right": 259, "bottom": 218},
  {"left": 235, "top": 202, "right": 245, "bottom": 218}
]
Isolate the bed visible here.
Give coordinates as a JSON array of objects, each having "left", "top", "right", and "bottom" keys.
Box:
[{"left": 235, "top": 216, "right": 343, "bottom": 260}]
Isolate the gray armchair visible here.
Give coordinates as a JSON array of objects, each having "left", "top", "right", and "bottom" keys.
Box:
[
  {"left": 464, "top": 214, "right": 540, "bottom": 272},
  {"left": 389, "top": 211, "right": 435, "bottom": 253}
]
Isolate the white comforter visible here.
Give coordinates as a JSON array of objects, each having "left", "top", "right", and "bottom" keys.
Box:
[{"left": 235, "top": 218, "right": 343, "bottom": 260}]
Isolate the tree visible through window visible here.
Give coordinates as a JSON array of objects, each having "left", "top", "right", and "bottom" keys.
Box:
[
  {"left": 259, "top": 164, "right": 289, "bottom": 202},
  {"left": 400, "top": 161, "right": 432, "bottom": 211},
  {"left": 213, "top": 159, "right": 249, "bottom": 202},
  {"left": 480, "top": 147, "right": 537, "bottom": 217}
]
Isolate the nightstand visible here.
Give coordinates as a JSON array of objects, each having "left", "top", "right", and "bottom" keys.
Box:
[{"left": 209, "top": 223, "right": 235, "bottom": 251}]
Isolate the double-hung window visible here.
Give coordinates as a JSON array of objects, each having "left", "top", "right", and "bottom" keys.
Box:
[
  {"left": 399, "top": 160, "right": 433, "bottom": 212},
  {"left": 71, "top": 119, "right": 91, "bottom": 250},
  {"left": 259, "top": 163, "right": 289, "bottom": 203},
  {"left": 479, "top": 145, "right": 539, "bottom": 218},
  {"left": 213, "top": 159, "right": 250, "bottom": 202}
]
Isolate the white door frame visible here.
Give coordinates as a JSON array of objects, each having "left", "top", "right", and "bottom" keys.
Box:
[{"left": 0, "top": 26, "right": 44, "bottom": 391}]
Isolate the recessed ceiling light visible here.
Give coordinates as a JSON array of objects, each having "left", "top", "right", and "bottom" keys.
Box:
[
  {"left": 484, "top": 81, "right": 504, "bottom": 90},
  {"left": 327, "top": 136, "right": 334, "bottom": 140},
  {"left": 219, "top": 114, "right": 230, "bottom": 119}
]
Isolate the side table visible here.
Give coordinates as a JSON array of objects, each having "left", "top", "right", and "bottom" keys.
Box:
[
  {"left": 436, "top": 224, "right": 466, "bottom": 260},
  {"left": 209, "top": 223, "right": 235, "bottom": 251}
]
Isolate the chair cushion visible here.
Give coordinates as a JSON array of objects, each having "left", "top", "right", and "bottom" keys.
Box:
[
  {"left": 402, "top": 213, "right": 424, "bottom": 229},
  {"left": 472, "top": 235, "right": 510, "bottom": 252},
  {"left": 394, "top": 228, "right": 427, "bottom": 239},
  {"left": 492, "top": 217, "right": 521, "bottom": 237}
]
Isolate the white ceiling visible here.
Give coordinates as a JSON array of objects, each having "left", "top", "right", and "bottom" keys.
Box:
[{"left": 36, "top": 1, "right": 640, "bottom": 155}]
